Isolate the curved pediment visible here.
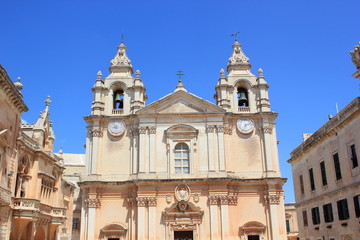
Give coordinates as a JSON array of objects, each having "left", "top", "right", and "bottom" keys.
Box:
[
  {"left": 163, "top": 201, "right": 203, "bottom": 217},
  {"left": 165, "top": 124, "right": 198, "bottom": 138}
]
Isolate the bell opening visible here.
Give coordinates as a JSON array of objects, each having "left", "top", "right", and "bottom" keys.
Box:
[
  {"left": 237, "top": 88, "right": 249, "bottom": 107},
  {"left": 113, "top": 90, "right": 124, "bottom": 109}
]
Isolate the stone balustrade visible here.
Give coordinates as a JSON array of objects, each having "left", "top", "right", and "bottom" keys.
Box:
[
  {"left": 112, "top": 109, "right": 124, "bottom": 115},
  {"left": 238, "top": 107, "right": 250, "bottom": 112}
]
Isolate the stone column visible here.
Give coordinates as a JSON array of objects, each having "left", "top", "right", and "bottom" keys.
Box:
[
  {"left": 216, "top": 126, "right": 225, "bottom": 171},
  {"left": 148, "top": 197, "right": 157, "bottom": 240},
  {"left": 149, "top": 127, "right": 156, "bottom": 173},
  {"left": 208, "top": 196, "right": 220, "bottom": 240},
  {"left": 206, "top": 126, "right": 216, "bottom": 171}
]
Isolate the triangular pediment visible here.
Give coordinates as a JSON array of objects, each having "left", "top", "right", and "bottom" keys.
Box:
[{"left": 136, "top": 90, "right": 225, "bottom": 115}]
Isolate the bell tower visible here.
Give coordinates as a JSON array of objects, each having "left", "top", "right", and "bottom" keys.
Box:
[
  {"left": 90, "top": 42, "right": 147, "bottom": 116},
  {"left": 214, "top": 40, "right": 270, "bottom": 113}
]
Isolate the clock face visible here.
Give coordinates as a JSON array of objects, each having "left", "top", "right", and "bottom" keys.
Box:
[
  {"left": 237, "top": 118, "right": 254, "bottom": 134},
  {"left": 108, "top": 120, "right": 126, "bottom": 136}
]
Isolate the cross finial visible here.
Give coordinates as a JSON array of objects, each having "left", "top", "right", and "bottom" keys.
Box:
[
  {"left": 231, "top": 32, "right": 240, "bottom": 41},
  {"left": 176, "top": 69, "right": 184, "bottom": 82},
  {"left": 121, "top": 33, "right": 124, "bottom": 43}
]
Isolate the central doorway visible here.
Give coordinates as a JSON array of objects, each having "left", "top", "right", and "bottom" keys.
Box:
[
  {"left": 248, "top": 236, "right": 260, "bottom": 240},
  {"left": 174, "top": 231, "right": 193, "bottom": 240}
]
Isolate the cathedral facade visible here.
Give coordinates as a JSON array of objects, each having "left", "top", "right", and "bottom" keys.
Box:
[{"left": 78, "top": 41, "right": 286, "bottom": 240}]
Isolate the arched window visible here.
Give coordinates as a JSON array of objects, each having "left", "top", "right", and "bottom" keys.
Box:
[
  {"left": 113, "top": 90, "right": 124, "bottom": 110},
  {"left": 237, "top": 88, "right": 249, "bottom": 107},
  {"left": 174, "top": 143, "right": 190, "bottom": 174}
]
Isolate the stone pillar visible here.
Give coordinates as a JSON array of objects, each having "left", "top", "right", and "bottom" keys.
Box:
[
  {"left": 148, "top": 197, "right": 157, "bottom": 240},
  {"left": 216, "top": 126, "right": 225, "bottom": 171},
  {"left": 219, "top": 197, "right": 229, "bottom": 240},
  {"left": 265, "top": 191, "right": 285, "bottom": 240},
  {"left": 262, "top": 124, "right": 274, "bottom": 173},
  {"left": 84, "top": 192, "right": 100, "bottom": 240},
  {"left": 206, "top": 126, "right": 216, "bottom": 171},
  {"left": 90, "top": 126, "right": 102, "bottom": 174},
  {"left": 208, "top": 196, "right": 220, "bottom": 240},
  {"left": 130, "top": 130, "right": 139, "bottom": 174},
  {"left": 149, "top": 127, "right": 156, "bottom": 173},
  {"left": 136, "top": 197, "right": 147, "bottom": 239},
  {"left": 138, "top": 127, "right": 147, "bottom": 173}
]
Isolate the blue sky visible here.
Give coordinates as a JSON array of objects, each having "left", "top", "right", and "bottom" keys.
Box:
[{"left": 1, "top": 0, "right": 359, "bottom": 202}]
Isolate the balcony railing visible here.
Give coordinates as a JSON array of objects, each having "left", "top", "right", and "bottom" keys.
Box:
[
  {"left": 238, "top": 107, "right": 250, "bottom": 112},
  {"left": 112, "top": 109, "right": 124, "bottom": 115},
  {"left": 13, "top": 198, "right": 40, "bottom": 211}
]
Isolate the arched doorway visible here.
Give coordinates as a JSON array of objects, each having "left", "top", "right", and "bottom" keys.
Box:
[{"left": 239, "top": 221, "right": 266, "bottom": 240}]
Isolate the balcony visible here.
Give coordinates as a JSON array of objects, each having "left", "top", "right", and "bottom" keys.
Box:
[
  {"left": 238, "top": 107, "right": 250, "bottom": 112},
  {"left": 112, "top": 109, "right": 124, "bottom": 115},
  {"left": 0, "top": 186, "right": 11, "bottom": 206}
]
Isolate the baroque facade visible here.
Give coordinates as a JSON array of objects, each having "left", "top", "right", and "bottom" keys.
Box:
[
  {"left": 77, "top": 41, "right": 287, "bottom": 240},
  {"left": 0, "top": 65, "right": 75, "bottom": 240},
  {"left": 288, "top": 43, "right": 360, "bottom": 240}
]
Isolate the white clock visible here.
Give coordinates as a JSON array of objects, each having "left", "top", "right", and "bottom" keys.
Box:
[
  {"left": 237, "top": 118, "right": 254, "bottom": 134},
  {"left": 108, "top": 120, "right": 126, "bottom": 136}
]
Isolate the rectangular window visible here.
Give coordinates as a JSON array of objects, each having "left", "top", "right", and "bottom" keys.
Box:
[
  {"left": 309, "top": 168, "right": 315, "bottom": 191},
  {"left": 286, "top": 220, "right": 290, "bottom": 232},
  {"left": 72, "top": 218, "right": 79, "bottom": 230},
  {"left": 302, "top": 210, "right": 308, "bottom": 227},
  {"left": 333, "top": 153, "right": 342, "bottom": 180},
  {"left": 320, "top": 161, "right": 327, "bottom": 186},
  {"left": 337, "top": 199, "right": 349, "bottom": 220},
  {"left": 323, "top": 203, "right": 334, "bottom": 222},
  {"left": 311, "top": 207, "right": 321, "bottom": 225},
  {"left": 353, "top": 195, "right": 360, "bottom": 218},
  {"left": 350, "top": 144, "right": 358, "bottom": 168},
  {"left": 299, "top": 174, "right": 305, "bottom": 195}
]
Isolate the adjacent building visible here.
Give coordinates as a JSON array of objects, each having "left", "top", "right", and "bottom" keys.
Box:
[
  {"left": 285, "top": 203, "right": 299, "bottom": 240},
  {"left": 0, "top": 65, "right": 75, "bottom": 240},
  {"left": 288, "top": 43, "right": 360, "bottom": 240},
  {"left": 76, "top": 40, "right": 287, "bottom": 240}
]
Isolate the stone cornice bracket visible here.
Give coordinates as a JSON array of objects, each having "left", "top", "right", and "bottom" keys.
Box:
[
  {"left": 264, "top": 194, "right": 280, "bottom": 205},
  {"left": 90, "top": 129, "right": 103, "bottom": 138},
  {"left": 127, "top": 197, "right": 137, "bottom": 207},
  {"left": 85, "top": 198, "right": 101, "bottom": 208},
  {"left": 216, "top": 125, "right": 224, "bottom": 133},
  {"left": 350, "top": 42, "right": 360, "bottom": 69},
  {"left": 224, "top": 126, "right": 233, "bottom": 135}
]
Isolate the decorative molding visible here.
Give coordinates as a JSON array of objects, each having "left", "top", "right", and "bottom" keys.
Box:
[
  {"left": 85, "top": 198, "right": 101, "bottom": 208},
  {"left": 91, "top": 129, "right": 103, "bottom": 138},
  {"left": 171, "top": 223, "right": 196, "bottom": 231},
  {"left": 193, "top": 193, "right": 199, "bottom": 203},
  {"left": 135, "top": 197, "right": 157, "bottom": 207},
  {"left": 208, "top": 195, "right": 238, "bottom": 205},
  {"left": 206, "top": 125, "right": 216, "bottom": 133},
  {"left": 262, "top": 126, "right": 273, "bottom": 134},
  {"left": 138, "top": 127, "right": 147, "bottom": 134},
  {"left": 264, "top": 194, "right": 280, "bottom": 205},
  {"left": 166, "top": 195, "right": 172, "bottom": 204},
  {"left": 224, "top": 126, "right": 233, "bottom": 135},
  {"left": 350, "top": 42, "right": 360, "bottom": 69},
  {"left": 216, "top": 125, "right": 224, "bottom": 133},
  {"left": 149, "top": 127, "right": 156, "bottom": 134}
]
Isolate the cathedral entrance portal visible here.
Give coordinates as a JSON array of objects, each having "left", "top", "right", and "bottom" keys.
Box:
[
  {"left": 174, "top": 231, "right": 193, "bottom": 240},
  {"left": 248, "top": 236, "right": 260, "bottom": 240}
]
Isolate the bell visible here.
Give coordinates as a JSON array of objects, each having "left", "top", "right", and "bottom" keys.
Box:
[
  {"left": 115, "top": 93, "right": 122, "bottom": 102},
  {"left": 238, "top": 92, "right": 248, "bottom": 101}
]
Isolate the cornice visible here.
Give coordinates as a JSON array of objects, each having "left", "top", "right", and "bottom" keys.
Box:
[
  {"left": 0, "top": 65, "right": 28, "bottom": 113},
  {"left": 289, "top": 97, "right": 360, "bottom": 163}
]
